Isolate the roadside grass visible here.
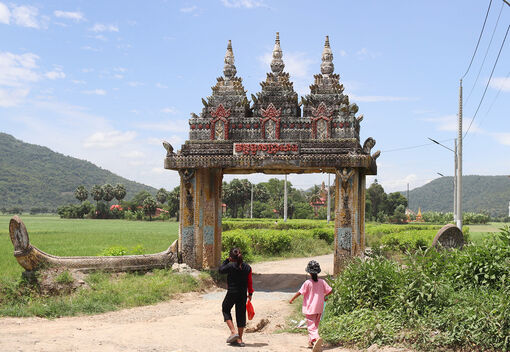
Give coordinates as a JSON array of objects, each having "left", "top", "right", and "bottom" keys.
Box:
[{"left": 0, "top": 269, "right": 210, "bottom": 318}]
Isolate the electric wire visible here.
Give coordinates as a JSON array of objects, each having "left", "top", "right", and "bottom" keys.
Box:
[
  {"left": 464, "top": 24, "right": 509, "bottom": 139},
  {"left": 382, "top": 139, "right": 455, "bottom": 153},
  {"left": 461, "top": 0, "right": 493, "bottom": 80},
  {"left": 465, "top": 2, "right": 504, "bottom": 105}
]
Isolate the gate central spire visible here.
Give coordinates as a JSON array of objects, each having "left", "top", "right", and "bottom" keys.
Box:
[{"left": 270, "top": 32, "right": 285, "bottom": 74}]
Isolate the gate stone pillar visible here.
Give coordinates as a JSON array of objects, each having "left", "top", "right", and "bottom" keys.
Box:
[
  {"left": 333, "top": 168, "right": 366, "bottom": 274},
  {"left": 178, "top": 168, "right": 223, "bottom": 269}
]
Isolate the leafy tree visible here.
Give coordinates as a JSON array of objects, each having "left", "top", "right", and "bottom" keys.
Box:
[
  {"left": 391, "top": 204, "right": 407, "bottom": 224},
  {"left": 156, "top": 188, "right": 168, "bottom": 205},
  {"left": 102, "top": 184, "right": 115, "bottom": 204},
  {"left": 167, "top": 186, "right": 180, "bottom": 218},
  {"left": 367, "top": 180, "right": 388, "bottom": 220},
  {"left": 114, "top": 184, "right": 127, "bottom": 202},
  {"left": 74, "top": 185, "right": 88, "bottom": 203},
  {"left": 143, "top": 196, "right": 157, "bottom": 221},
  {"left": 387, "top": 192, "right": 408, "bottom": 214},
  {"left": 91, "top": 185, "right": 104, "bottom": 206},
  {"left": 223, "top": 179, "right": 252, "bottom": 218},
  {"left": 254, "top": 184, "right": 270, "bottom": 203}
]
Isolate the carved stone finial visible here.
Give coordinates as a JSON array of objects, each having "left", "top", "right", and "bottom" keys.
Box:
[
  {"left": 270, "top": 32, "right": 285, "bottom": 74},
  {"left": 163, "top": 141, "right": 174, "bottom": 157},
  {"left": 321, "top": 35, "right": 334, "bottom": 76},
  {"left": 223, "top": 40, "right": 237, "bottom": 79}
]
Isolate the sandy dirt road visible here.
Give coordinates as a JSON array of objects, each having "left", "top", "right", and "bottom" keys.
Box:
[{"left": 0, "top": 254, "right": 411, "bottom": 352}]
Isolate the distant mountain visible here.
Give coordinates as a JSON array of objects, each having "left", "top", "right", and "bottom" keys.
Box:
[
  {"left": 0, "top": 132, "right": 157, "bottom": 211},
  {"left": 405, "top": 175, "right": 510, "bottom": 217}
]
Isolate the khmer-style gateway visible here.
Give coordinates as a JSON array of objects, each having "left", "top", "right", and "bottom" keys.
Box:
[
  {"left": 165, "top": 33, "right": 379, "bottom": 274},
  {"left": 8, "top": 33, "right": 379, "bottom": 275}
]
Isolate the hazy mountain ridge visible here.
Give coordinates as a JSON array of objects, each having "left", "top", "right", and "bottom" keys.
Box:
[
  {"left": 0, "top": 132, "right": 157, "bottom": 211},
  {"left": 405, "top": 175, "right": 510, "bottom": 217}
]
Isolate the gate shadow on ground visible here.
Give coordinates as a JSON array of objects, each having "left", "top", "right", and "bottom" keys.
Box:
[{"left": 252, "top": 273, "right": 314, "bottom": 293}]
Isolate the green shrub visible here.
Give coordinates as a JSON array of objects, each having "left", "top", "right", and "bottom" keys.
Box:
[
  {"left": 327, "top": 257, "right": 401, "bottom": 314},
  {"left": 312, "top": 227, "right": 334, "bottom": 244},
  {"left": 100, "top": 246, "right": 128, "bottom": 256},
  {"left": 221, "top": 231, "right": 253, "bottom": 261}
]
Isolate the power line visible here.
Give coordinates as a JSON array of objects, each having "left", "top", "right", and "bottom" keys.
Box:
[
  {"left": 382, "top": 139, "right": 454, "bottom": 153},
  {"left": 464, "top": 24, "right": 509, "bottom": 139},
  {"left": 465, "top": 2, "right": 504, "bottom": 105},
  {"left": 461, "top": 0, "right": 493, "bottom": 80}
]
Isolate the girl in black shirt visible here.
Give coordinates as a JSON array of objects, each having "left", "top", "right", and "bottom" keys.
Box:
[{"left": 219, "top": 247, "right": 254, "bottom": 347}]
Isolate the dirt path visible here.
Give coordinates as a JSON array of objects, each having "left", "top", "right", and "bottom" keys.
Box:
[{"left": 0, "top": 254, "right": 411, "bottom": 352}]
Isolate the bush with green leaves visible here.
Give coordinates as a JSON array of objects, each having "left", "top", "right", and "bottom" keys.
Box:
[
  {"left": 322, "top": 227, "right": 510, "bottom": 351},
  {"left": 221, "top": 231, "right": 253, "bottom": 261}
]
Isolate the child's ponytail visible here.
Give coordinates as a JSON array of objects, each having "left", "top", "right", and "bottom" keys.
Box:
[{"left": 311, "top": 273, "right": 318, "bottom": 282}]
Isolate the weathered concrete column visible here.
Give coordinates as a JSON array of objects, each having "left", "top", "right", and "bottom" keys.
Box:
[
  {"left": 178, "top": 168, "right": 223, "bottom": 269},
  {"left": 333, "top": 167, "right": 366, "bottom": 274}
]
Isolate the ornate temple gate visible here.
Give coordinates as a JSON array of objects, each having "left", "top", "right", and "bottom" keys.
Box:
[{"left": 165, "top": 34, "right": 379, "bottom": 274}]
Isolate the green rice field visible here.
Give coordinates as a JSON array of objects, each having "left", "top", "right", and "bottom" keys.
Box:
[{"left": 0, "top": 215, "right": 179, "bottom": 280}]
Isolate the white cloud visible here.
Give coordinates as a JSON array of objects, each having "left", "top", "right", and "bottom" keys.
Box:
[
  {"left": 492, "top": 133, "right": 510, "bottom": 146},
  {"left": 338, "top": 50, "right": 347, "bottom": 57},
  {"left": 156, "top": 82, "right": 168, "bottom": 89},
  {"left": 127, "top": 81, "right": 144, "bottom": 87},
  {"left": 221, "top": 0, "right": 266, "bottom": 8},
  {"left": 82, "top": 89, "right": 106, "bottom": 95},
  {"left": 356, "top": 47, "right": 381, "bottom": 59},
  {"left": 151, "top": 167, "right": 165, "bottom": 174},
  {"left": 490, "top": 76, "right": 510, "bottom": 92},
  {"left": 114, "top": 74, "right": 123, "bottom": 79},
  {"left": 90, "top": 23, "right": 118, "bottom": 32},
  {"left": 0, "top": 52, "right": 40, "bottom": 87},
  {"left": 114, "top": 67, "right": 127, "bottom": 72},
  {"left": 161, "top": 107, "right": 177, "bottom": 114},
  {"left": 423, "top": 114, "right": 482, "bottom": 134},
  {"left": 84, "top": 130, "right": 137, "bottom": 148},
  {"left": 349, "top": 94, "right": 413, "bottom": 102},
  {"left": 71, "top": 79, "right": 86, "bottom": 84},
  {"left": 12, "top": 5, "right": 40, "bottom": 28},
  {"left": 81, "top": 46, "right": 100, "bottom": 52},
  {"left": 0, "top": 2, "right": 10, "bottom": 24},
  {"left": 0, "top": 88, "right": 29, "bottom": 107},
  {"left": 53, "top": 10, "right": 84, "bottom": 22},
  {"left": 93, "top": 34, "right": 107, "bottom": 41},
  {"left": 138, "top": 120, "right": 189, "bottom": 133},
  {"left": 122, "top": 150, "right": 145, "bottom": 159},
  {"left": 180, "top": 6, "right": 198, "bottom": 13},
  {"left": 45, "top": 70, "right": 65, "bottom": 80}
]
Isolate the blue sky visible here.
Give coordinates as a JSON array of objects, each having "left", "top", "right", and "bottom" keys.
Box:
[{"left": 1, "top": 0, "right": 509, "bottom": 193}]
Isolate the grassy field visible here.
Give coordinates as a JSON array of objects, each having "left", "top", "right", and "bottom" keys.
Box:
[
  {"left": 0, "top": 215, "right": 179, "bottom": 280},
  {"left": 468, "top": 222, "right": 508, "bottom": 243}
]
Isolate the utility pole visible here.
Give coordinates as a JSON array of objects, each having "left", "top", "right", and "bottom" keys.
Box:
[
  {"left": 457, "top": 79, "right": 463, "bottom": 230},
  {"left": 250, "top": 183, "right": 253, "bottom": 219},
  {"left": 327, "top": 173, "right": 331, "bottom": 223},
  {"left": 453, "top": 139, "right": 457, "bottom": 222},
  {"left": 283, "top": 174, "right": 288, "bottom": 222}
]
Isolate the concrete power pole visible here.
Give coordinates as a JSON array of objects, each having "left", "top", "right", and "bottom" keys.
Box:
[
  {"left": 283, "top": 174, "right": 288, "bottom": 222},
  {"left": 453, "top": 139, "right": 457, "bottom": 222},
  {"left": 327, "top": 173, "right": 331, "bottom": 223},
  {"left": 250, "top": 183, "right": 253, "bottom": 219},
  {"left": 457, "top": 80, "right": 463, "bottom": 230}
]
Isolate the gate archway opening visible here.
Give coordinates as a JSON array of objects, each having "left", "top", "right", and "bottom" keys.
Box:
[{"left": 164, "top": 34, "right": 379, "bottom": 274}]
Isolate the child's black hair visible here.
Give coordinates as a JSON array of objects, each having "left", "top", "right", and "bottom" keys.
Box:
[
  {"left": 311, "top": 273, "right": 318, "bottom": 282},
  {"left": 229, "top": 247, "right": 243, "bottom": 269}
]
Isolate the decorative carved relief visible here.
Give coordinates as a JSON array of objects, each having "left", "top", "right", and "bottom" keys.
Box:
[
  {"left": 260, "top": 103, "right": 281, "bottom": 140},
  {"left": 210, "top": 104, "right": 231, "bottom": 140},
  {"left": 362, "top": 137, "right": 376, "bottom": 154}
]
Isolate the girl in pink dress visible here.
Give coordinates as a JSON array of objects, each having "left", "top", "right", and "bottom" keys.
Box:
[{"left": 289, "top": 260, "right": 332, "bottom": 351}]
